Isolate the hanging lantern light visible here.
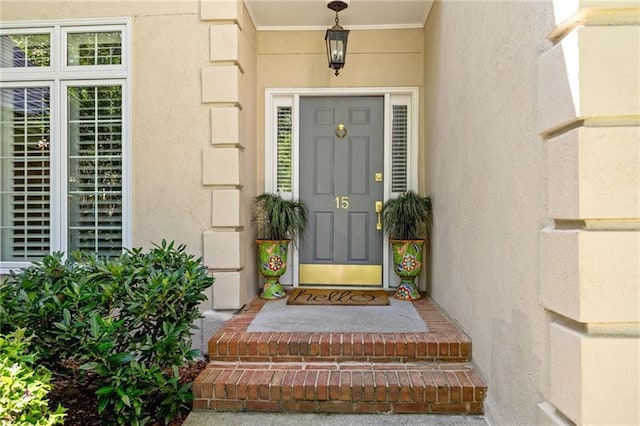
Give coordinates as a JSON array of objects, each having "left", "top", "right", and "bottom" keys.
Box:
[{"left": 325, "top": 1, "right": 350, "bottom": 76}]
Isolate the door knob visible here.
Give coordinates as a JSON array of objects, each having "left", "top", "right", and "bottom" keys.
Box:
[{"left": 375, "top": 201, "right": 383, "bottom": 231}]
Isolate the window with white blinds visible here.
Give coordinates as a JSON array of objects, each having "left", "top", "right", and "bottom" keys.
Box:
[
  {"left": 276, "top": 106, "right": 292, "bottom": 192},
  {"left": 391, "top": 104, "right": 408, "bottom": 193},
  {"left": 0, "top": 86, "right": 51, "bottom": 261},
  {"left": 0, "top": 20, "right": 129, "bottom": 271},
  {"left": 67, "top": 85, "right": 123, "bottom": 256}
]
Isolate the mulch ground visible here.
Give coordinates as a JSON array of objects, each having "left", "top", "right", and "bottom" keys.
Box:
[{"left": 48, "top": 359, "right": 208, "bottom": 426}]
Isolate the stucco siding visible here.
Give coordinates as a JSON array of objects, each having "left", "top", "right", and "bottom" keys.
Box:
[
  {"left": 133, "top": 12, "right": 212, "bottom": 254},
  {"left": 423, "top": 1, "right": 556, "bottom": 424},
  {"left": 424, "top": 1, "right": 640, "bottom": 424}
]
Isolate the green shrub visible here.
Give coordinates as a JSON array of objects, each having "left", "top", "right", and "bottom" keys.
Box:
[
  {"left": 0, "top": 251, "right": 107, "bottom": 371},
  {"left": 0, "top": 328, "right": 66, "bottom": 426},
  {"left": 0, "top": 241, "right": 214, "bottom": 425}
]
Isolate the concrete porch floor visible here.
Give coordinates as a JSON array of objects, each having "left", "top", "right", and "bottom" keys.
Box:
[
  {"left": 246, "top": 295, "right": 429, "bottom": 333},
  {"left": 184, "top": 411, "right": 488, "bottom": 425}
]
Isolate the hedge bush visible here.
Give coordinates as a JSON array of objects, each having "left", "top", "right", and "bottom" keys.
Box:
[
  {"left": 0, "top": 241, "right": 214, "bottom": 425},
  {"left": 0, "top": 328, "right": 66, "bottom": 426}
]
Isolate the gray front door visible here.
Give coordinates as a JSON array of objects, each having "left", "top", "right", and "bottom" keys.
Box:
[{"left": 299, "top": 96, "right": 384, "bottom": 286}]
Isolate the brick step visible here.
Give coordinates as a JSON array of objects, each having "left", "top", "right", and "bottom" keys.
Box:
[
  {"left": 208, "top": 297, "right": 472, "bottom": 364},
  {"left": 193, "top": 361, "right": 486, "bottom": 415},
  {"left": 210, "top": 331, "right": 471, "bottom": 363},
  {"left": 198, "top": 297, "right": 487, "bottom": 415}
]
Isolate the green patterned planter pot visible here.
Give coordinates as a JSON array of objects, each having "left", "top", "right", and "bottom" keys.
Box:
[
  {"left": 390, "top": 239, "right": 424, "bottom": 301},
  {"left": 257, "top": 240, "right": 290, "bottom": 300}
]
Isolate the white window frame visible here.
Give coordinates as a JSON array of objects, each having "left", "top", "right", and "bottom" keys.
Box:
[
  {"left": 265, "top": 87, "right": 419, "bottom": 289},
  {"left": 0, "top": 18, "right": 132, "bottom": 274},
  {"left": 0, "top": 81, "right": 56, "bottom": 273}
]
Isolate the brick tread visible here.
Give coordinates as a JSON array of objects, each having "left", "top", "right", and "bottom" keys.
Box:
[
  {"left": 194, "top": 361, "right": 486, "bottom": 414},
  {"left": 209, "top": 297, "right": 472, "bottom": 363}
]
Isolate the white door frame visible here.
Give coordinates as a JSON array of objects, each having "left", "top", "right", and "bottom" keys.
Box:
[{"left": 264, "top": 87, "right": 419, "bottom": 289}]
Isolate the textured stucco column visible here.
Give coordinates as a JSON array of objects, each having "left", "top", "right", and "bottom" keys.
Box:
[
  {"left": 200, "top": 0, "right": 258, "bottom": 311},
  {"left": 537, "top": 2, "right": 640, "bottom": 424}
]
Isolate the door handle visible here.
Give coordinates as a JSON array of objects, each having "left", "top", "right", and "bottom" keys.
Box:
[{"left": 375, "top": 201, "right": 383, "bottom": 231}]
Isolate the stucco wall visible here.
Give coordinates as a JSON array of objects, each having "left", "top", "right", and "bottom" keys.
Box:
[
  {"left": 424, "top": 1, "right": 640, "bottom": 424},
  {"left": 133, "top": 12, "right": 212, "bottom": 254},
  {"left": 423, "top": 2, "right": 554, "bottom": 424},
  {"left": 537, "top": 1, "right": 640, "bottom": 424}
]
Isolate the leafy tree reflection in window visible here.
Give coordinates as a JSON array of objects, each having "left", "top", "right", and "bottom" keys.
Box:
[
  {"left": 67, "top": 32, "right": 122, "bottom": 66},
  {"left": 0, "top": 33, "right": 50, "bottom": 68}
]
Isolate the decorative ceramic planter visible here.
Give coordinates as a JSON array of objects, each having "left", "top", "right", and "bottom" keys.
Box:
[
  {"left": 390, "top": 239, "right": 424, "bottom": 301},
  {"left": 256, "top": 239, "right": 290, "bottom": 300}
]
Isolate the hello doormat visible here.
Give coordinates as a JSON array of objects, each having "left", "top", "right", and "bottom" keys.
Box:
[{"left": 286, "top": 288, "right": 390, "bottom": 306}]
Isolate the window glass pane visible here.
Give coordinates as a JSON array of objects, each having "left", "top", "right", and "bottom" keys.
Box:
[
  {"left": 67, "top": 85, "right": 122, "bottom": 256},
  {"left": 0, "top": 33, "right": 51, "bottom": 68},
  {"left": 0, "top": 87, "right": 51, "bottom": 261},
  {"left": 67, "top": 31, "right": 122, "bottom": 66},
  {"left": 276, "top": 106, "right": 292, "bottom": 192},
  {"left": 391, "top": 105, "right": 408, "bottom": 193}
]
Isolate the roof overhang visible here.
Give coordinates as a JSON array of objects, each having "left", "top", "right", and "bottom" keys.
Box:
[{"left": 245, "top": 0, "right": 434, "bottom": 31}]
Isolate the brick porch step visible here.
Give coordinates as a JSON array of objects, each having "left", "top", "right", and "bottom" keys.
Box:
[
  {"left": 193, "top": 361, "right": 486, "bottom": 414},
  {"left": 209, "top": 297, "right": 472, "bottom": 364},
  {"left": 210, "top": 331, "right": 471, "bottom": 363},
  {"left": 195, "top": 296, "right": 487, "bottom": 415}
]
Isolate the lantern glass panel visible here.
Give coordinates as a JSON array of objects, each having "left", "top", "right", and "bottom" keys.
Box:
[{"left": 331, "top": 39, "right": 344, "bottom": 64}]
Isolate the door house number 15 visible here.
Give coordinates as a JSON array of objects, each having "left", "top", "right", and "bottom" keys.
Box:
[{"left": 335, "top": 196, "right": 350, "bottom": 209}]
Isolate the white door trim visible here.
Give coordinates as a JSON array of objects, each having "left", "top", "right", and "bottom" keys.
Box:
[{"left": 265, "top": 87, "right": 419, "bottom": 289}]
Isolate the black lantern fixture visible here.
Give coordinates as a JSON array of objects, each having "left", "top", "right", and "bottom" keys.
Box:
[{"left": 325, "top": 1, "right": 350, "bottom": 76}]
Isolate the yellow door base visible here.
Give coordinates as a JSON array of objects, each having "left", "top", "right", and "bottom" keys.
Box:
[{"left": 299, "top": 264, "right": 382, "bottom": 286}]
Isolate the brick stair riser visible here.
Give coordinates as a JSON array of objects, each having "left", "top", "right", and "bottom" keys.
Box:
[
  {"left": 193, "top": 362, "right": 486, "bottom": 415},
  {"left": 210, "top": 332, "right": 471, "bottom": 363}
]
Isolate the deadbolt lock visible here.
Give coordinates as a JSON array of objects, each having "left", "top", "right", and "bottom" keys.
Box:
[{"left": 375, "top": 172, "right": 383, "bottom": 182}]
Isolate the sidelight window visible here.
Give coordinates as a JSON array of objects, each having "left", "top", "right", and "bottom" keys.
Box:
[
  {"left": 390, "top": 104, "right": 408, "bottom": 193},
  {"left": 276, "top": 106, "right": 293, "bottom": 192}
]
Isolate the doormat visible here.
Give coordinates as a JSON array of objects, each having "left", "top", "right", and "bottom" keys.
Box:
[{"left": 286, "top": 288, "right": 390, "bottom": 306}]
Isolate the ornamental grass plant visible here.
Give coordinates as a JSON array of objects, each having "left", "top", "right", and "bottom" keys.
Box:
[
  {"left": 382, "top": 190, "right": 433, "bottom": 241},
  {"left": 252, "top": 192, "right": 308, "bottom": 242}
]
